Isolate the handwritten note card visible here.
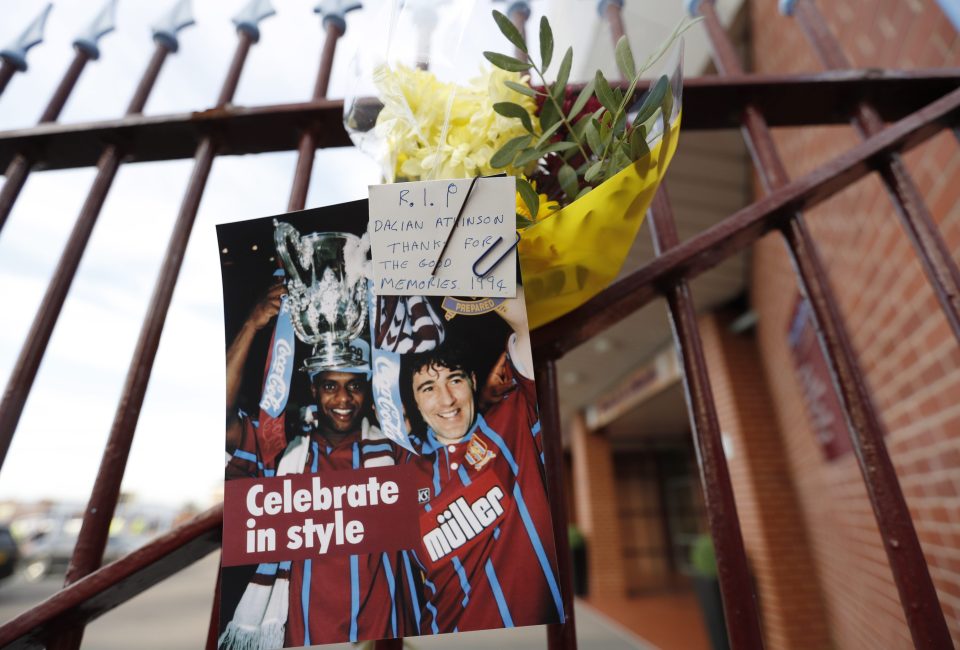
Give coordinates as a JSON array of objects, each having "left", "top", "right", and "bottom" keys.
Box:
[{"left": 368, "top": 177, "right": 516, "bottom": 298}]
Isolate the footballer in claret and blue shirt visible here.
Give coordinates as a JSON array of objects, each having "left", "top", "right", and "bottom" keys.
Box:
[
  {"left": 398, "top": 294, "right": 566, "bottom": 635},
  {"left": 220, "top": 282, "right": 419, "bottom": 649}
]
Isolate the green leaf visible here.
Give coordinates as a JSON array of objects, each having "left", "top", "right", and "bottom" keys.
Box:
[
  {"left": 599, "top": 118, "right": 610, "bottom": 146},
  {"left": 572, "top": 114, "right": 591, "bottom": 140},
  {"left": 514, "top": 147, "right": 543, "bottom": 167},
  {"left": 539, "top": 16, "right": 554, "bottom": 71},
  {"left": 632, "top": 75, "right": 669, "bottom": 127},
  {"left": 516, "top": 213, "right": 536, "bottom": 229},
  {"left": 504, "top": 80, "right": 539, "bottom": 97},
  {"left": 585, "top": 120, "right": 603, "bottom": 155},
  {"left": 549, "top": 80, "right": 567, "bottom": 104},
  {"left": 483, "top": 51, "right": 532, "bottom": 72},
  {"left": 555, "top": 47, "right": 573, "bottom": 93},
  {"left": 517, "top": 179, "right": 540, "bottom": 221},
  {"left": 490, "top": 134, "right": 531, "bottom": 168},
  {"left": 541, "top": 141, "right": 578, "bottom": 155},
  {"left": 615, "top": 36, "right": 636, "bottom": 80},
  {"left": 567, "top": 79, "right": 596, "bottom": 120},
  {"left": 494, "top": 101, "right": 534, "bottom": 133},
  {"left": 576, "top": 186, "right": 592, "bottom": 200},
  {"left": 613, "top": 110, "right": 627, "bottom": 137},
  {"left": 610, "top": 147, "right": 631, "bottom": 177},
  {"left": 584, "top": 160, "right": 604, "bottom": 182},
  {"left": 492, "top": 10, "right": 527, "bottom": 54},
  {"left": 558, "top": 164, "right": 579, "bottom": 200},
  {"left": 662, "top": 84, "right": 675, "bottom": 125},
  {"left": 629, "top": 127, "right": 650, "bottom": 159},
  {"left": 540, "top": 99, "right": 561, "bottom": 130},
  {"left": 594, "top": 70, "right": 618, "bottom": 114},
  {"left": 534, "top": 120, "right": 565, "bottom": 147}
]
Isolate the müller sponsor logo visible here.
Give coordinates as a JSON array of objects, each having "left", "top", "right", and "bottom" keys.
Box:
[
  {"left": 422, "top": 486, "right": 506, "bottom": 562},
  {"left": 259, "top": 339, "right": 293, "bottom": 412},
  {"left": 373, "top": 356, "right": 404, "bottom": 440}
]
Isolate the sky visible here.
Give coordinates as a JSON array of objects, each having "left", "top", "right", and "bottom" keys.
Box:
[{"left": 0, "top": 0, "right": 709, "bottom": 509}]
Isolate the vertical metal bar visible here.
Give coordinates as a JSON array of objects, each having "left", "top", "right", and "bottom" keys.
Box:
[
  {"left": 287, "top": 20, "right": 342, "bottom": 212},
  {"left": 536, "top": 359, "right": 578, "bottom": 650},
  {"left": 790, "top": 0, "right": 960, "bottom": 347},
  {"left": 206, "top": 561, "right": 222, "bottom": 650},
  {"left": 697, "top": 3, "right": 953, "bottom": 647},
  {"left": 38, "top": 49, "right": 90, "bottom": 123},
  {"left": 0, "top": 60, "right": 16, "bottom": 97},
  {"left": 0, "top": 48, "right": 91, "bottom": 230},
  {"left": 508, "top": 2, "right": 531, "bottom": 60},
  {"left": 0, "top": 43, "right": 172, "bottom": 473},
  {"left": 599, "top": 0, "right": 627, "bottom": 47},
  {"left": 126, "top": 43, "right": 169, "bottom": 114},
  {"left": 649, "top": 188, "right": 765, "bottom": 650},
  {"left": 49, "top": 29, "right": 255, "bottom": 650}
]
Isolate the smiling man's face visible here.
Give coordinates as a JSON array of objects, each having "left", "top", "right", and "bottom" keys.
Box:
[
  {"left": 312, "top": 371, "right": 368, "bottom": 435},
  {"left": 412, "top": 363, "right": 476, "bottom": 444}
]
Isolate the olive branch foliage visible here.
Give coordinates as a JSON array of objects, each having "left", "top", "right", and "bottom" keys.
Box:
[{"left": 483, "top": 11, "right": 698, "bottom": 226}]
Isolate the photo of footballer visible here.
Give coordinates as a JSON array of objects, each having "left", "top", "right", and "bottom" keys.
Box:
[{"left": 216, "top": 200, "right": 564, "bottom": 648}]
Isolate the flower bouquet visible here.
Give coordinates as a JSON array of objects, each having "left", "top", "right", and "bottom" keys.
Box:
[{"left": 345, "top": 6, "right": 693, "bottom": 328}]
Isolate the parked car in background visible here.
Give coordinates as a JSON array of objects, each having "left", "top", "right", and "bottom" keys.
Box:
[
  {"left": 11, "top": 503, "right": 175, "bottom": 580},
  {"left": 0, "top": 525, "right": 21, "bottom": 581}
]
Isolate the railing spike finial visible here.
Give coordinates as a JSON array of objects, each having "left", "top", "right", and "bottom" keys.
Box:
[
  {"left": 596, "top": 0, "right": 624, "bottom": 18},
  {"left": 73, "top": 0, "right": 119, "bottom": 61},
  {"left": 506, "top": 1, "right": 532, "bottom": 20},
  {"left": 152, "top": 0, "right": 195, "bottom": 53},
  {"left": 232, "top": 0, "right": 276, "bottom": 43},
  {"left": 684, "top": 0, "right": 704, "bottom": 18},
  {"left": 314, "top": 0, "right": 362, "bottom": 36},
  {"left": 779, "top": 0, "right": 797, "bottom": 16},
  {"left": 0, "top": 3, "right": 53, "bottom": 72}
]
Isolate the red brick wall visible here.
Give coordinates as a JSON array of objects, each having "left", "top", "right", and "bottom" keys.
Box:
[
  {"left": 699, "top": 313, "right": 832, "bottom": 649},
  {"left": 748, "top": 0, "right": 960, "bottom": 647},
  {"left": 570, "top": 414, "right": 628, "bottom": 597}
]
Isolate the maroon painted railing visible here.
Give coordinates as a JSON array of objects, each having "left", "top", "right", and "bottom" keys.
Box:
[
  {"left": 696, "top": 2, "right": 951, "bottom": 646},
  {"left": 0, "top": 2, "right": 957, "bottom": 649}
]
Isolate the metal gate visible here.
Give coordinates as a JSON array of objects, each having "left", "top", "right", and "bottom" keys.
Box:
[{"left": 0, "top": 0, "right": 956, "bottom": 648}]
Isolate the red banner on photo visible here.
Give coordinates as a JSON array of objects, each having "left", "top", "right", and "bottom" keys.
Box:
[{"left": 223, "top": 464, "right": 421, "bottom": 566}]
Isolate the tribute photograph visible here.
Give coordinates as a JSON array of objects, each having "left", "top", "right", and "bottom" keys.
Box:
[{"left": 216, "top": 200, "right": 564, "bottom": 648}]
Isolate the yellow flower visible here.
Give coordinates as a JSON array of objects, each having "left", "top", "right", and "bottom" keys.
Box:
[{"left": 373, "top": 64, "right": 539, "bottom": 182}]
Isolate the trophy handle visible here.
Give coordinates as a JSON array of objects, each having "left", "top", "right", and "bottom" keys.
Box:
[{"left": 273, "top": 220, "right": 304, "bottom": 286}]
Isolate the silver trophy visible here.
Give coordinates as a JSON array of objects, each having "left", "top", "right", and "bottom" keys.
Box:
[{"left": 273, "top": 220, "right": 369, "bottom": 373}]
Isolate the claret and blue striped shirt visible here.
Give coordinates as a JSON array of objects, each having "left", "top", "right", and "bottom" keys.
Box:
[
  {"left": 404, "top": 358, "right": 566, "bottom": 635},
  {"left": 226, "top": 417, "right": 417, "bottom": 646}
]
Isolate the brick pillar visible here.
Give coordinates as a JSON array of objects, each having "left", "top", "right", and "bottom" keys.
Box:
[
  {"left": 698, "top": 313, "right": 833, "bottom": 650},
  {"left": 570, "top": 413, "right": 627, "bottom": 598}
]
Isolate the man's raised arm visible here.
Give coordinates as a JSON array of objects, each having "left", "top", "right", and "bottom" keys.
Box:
[{"left": 225, "top": 282, "right": 284, "bottom": 451}]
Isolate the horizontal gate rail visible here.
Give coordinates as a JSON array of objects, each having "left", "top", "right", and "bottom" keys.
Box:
[
  {"left": 0, "top": 505, "right": 222, "bottom": 650},
  {"left": 532, "top": 84, "right": 960, "bottom": 358},
  {"left": 0, "top": 70, "right": 958, "bottom": 171}
]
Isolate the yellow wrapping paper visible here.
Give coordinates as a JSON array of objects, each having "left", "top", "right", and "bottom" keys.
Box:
[{"left": 518, "top": 113, "right": 682, "bottom": 329}]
